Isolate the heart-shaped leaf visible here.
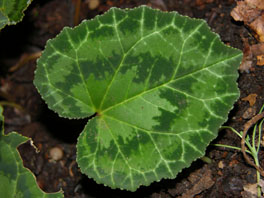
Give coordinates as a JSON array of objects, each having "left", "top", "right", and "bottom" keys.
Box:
[
  {"left": 34, "top": 6, "right": 242, "bottom": 191},
  {"left": 0, "top": 0, "right": 33, "bottom": 30},
  {"left": 0, "top": 106, "right": 64, "bottom": 197}
]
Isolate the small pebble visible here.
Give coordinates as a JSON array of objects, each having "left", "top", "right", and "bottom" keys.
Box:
[
  {"left": 49, "top": 147, "right": 63, "bottom": 161},
  {"left": 88, "top": 0, "right": 100, "bottom": 10},
  {"left": 218, "top": 161, "right": 224, "bottom": 169},
  {"left": 242, "top": 107, "right": 256, "bottom": 119}
]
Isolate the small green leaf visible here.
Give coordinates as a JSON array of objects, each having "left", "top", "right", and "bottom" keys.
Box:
[
  {"left": 0, "top": 0, "right": 33, "bottom": 30},
  {"left": 0, "top": 106, "right": 64, "bottom": 197},
  {"left": 34, "top": 6, "right": 242, "bottom": 191}
]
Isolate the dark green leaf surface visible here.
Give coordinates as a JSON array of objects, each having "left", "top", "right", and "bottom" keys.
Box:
[
  {"left": 0, "top": 0, "right": 33, "bottom": 30},
  {"left": 0, "top": 106, "right": 64, "bottom": 197},
  {"left": 34, "top": 6, "right": 242, "bottom": 191}
]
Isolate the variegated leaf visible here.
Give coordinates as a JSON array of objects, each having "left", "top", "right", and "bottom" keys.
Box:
[
  {"left": 0, "top": 0, "right": 33, "bottom": 30},
  {"left": 0, "top": 106, "right": 63, "bottom": 197},
  {"left": 34, "top": 6, "right": 242, "bottom": 191}
]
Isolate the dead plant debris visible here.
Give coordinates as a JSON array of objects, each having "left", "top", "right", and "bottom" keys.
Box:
[
  {"left": 242, "top": 93, "right": 258, "bottom": 107},
  {"left": 231, "top": 0, "right": 264, "bottom": 42},
  {"left": 231, "top": 0, "right": 264, "bottom": 70},
  {"left": 179, "top": 166, "right": 214, "bottom": 198},
  {"left": 241, "top": 183, "right": 259, "bottom": 198}
]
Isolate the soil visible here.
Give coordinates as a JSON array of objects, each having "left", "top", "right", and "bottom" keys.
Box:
[{"left": 0, "top": 0, "right": 263, "bottom": 197}]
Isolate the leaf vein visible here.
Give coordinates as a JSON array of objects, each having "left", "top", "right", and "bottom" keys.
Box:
[
  {"left": 65, "top": 29, "right": 96, "bottom": 110},
  {"left": 102, "top": 53, "right": 241, "bottom": 113}
]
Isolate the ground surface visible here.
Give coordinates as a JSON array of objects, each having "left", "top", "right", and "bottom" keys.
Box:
[{"left": 0, "top": 0, "right": 263, "bottom": 197}]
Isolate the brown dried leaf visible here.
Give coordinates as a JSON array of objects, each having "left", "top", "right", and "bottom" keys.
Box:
[
  {"left": 250, "top": 43, "right": 264, "bottom": 56},
  {"left": 251, "top": 14, "right": 264, "bottom": 42},
  {"left": 246, "top": 0, "right": 264, "bottom": 10},
  {"left": 240, "top": 42, "right": 264, "bottom": 69},
  {"left": 239, "top": 38, "right": 253, "bottom": 72},
  {"left": 242, "top": 93, "right": 258, "bottom": 106},
  {"left": 231, "top": 0, "right": 264, "bottom": 42},
  {"left": 231, "top": 1, "right": 261, "bottom": 22},
  {"left": 257, "top": 55, "right": 264, "bottom": 65},
  {"left": 241, "top": 183, "right": 258, "bottom": 198},
  {"left": 179, "top": 166, "right": 214, "bottom": 198}
]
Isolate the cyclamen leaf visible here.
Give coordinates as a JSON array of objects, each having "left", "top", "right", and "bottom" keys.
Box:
[
  {"left": 34, "top": 6, "right": 242, "bottom": 191},
  {"left": 0, "top": 0, "right": 33, "bottom": 30},
  {"left": 0, "top": 106, "right": 64, "bottom": 197}
]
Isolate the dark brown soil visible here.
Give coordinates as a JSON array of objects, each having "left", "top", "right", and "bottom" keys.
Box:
[{"left": 0, "top": 0, "right": 263, "bottom": 197}]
